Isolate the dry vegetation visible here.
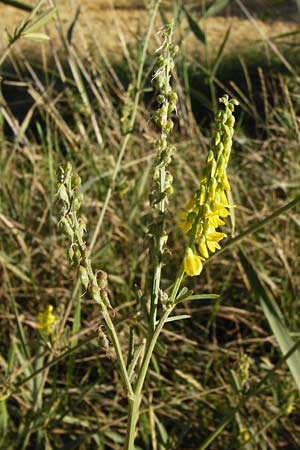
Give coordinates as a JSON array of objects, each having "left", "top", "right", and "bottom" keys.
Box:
[{"left": 1, "top": 0, "right": 300, "bottom": 449}]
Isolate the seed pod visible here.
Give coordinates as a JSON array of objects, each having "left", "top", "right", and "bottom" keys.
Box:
[
  {"left": 57, "top": 184, "right": 69, "bottom": 205},
  {"left": 97, "top": 270, "right": 108, "bottom": 289},
  {"left": 68, "top": 246, "right": 75, "bottom": 264},
  {"left": 97, "top": 325, "right": 110, "bottom": 350},
  {"left": 79, "top": 265, "right": 89, "bottom": 290},
  {"left": 100, "top": 289, "right": 112, "bottom": 308},
  {"left": 77, "top": 218, "right": 86, "bottom": 239},
  {"left": 60, "top": 218, "right": 74, "bottom": 240},
  {"left": 71, "top": 192, "right": 83, "bottom": 212},
  {"left": 64, "top": 162, "right": 72, "bottom": 185},
  {"left": 91, "top": 282, "right": 102, "bottom": 305}
]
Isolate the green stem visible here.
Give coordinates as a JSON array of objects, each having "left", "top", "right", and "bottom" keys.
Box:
[
  {"left": 124, "top": 307, "right": 173, "bottom": 450},
  {"left": 102, "top": 307, "right": 134, "bottom": 399},
  {"left": 124, "top": 397, "right": 140, "bottom": 450}
]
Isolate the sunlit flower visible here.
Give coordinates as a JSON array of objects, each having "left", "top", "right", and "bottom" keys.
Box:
[
  {"left": 184, "top": 247, "right": 203, "bottom": 277},
  {"left": 38, "top": 305, "right": 56, "bottom": 335},
  {"left": 180, "top": 95, "right": 238, "bottom": 276}
]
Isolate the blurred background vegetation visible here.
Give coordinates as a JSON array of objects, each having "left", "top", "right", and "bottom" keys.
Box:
[{"left": 0, "top": 0, "right": 300, "bottom": 449}]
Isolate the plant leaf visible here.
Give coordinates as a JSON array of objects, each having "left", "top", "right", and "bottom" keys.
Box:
[
  {"left": 22, "top": 32, "right": 50, "bottom": 41},
  {"left": 163, "top": 314, "right": 191, "bottom": 324},
  {"left": 203, "top": 0, "right": 230, "bottom": 18},
  {"left": 0, "top": 0, "right": 32, "bottom": 12},
  {"left": 239, "top": 247, "right": 300, "bottom": 392},
  {"left": 175, "top": 293, "right": 219, "bottom": 305},
  {"left": 24, "top": 6, "right": 56, "bottom": 34},
  {"left": 183, "top": 6, "right": 206, "bottom": 45}
]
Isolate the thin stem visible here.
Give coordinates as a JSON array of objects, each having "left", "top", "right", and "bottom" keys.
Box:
[
  {"left": 124, "top": 307, "right": 173, "bottom": 450},
  {"left": 102, "top": 307, "right": 134, "bottom": 399}
]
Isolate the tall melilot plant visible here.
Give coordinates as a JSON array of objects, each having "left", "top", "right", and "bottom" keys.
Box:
[{"left": 57, "top": 24, "right": 238, "bottom": 450}]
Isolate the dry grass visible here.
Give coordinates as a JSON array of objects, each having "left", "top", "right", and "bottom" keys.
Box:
[{"left": 0, "top": 0, "right": 299, "bottom": 58}]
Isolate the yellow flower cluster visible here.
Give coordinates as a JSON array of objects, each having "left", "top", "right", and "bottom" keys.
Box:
[
  {"left": 181, "top": 95, "right": 238, "bottom": 276},
  {"left": 38, "top": 305, "right": 56, "bottom": 335}
]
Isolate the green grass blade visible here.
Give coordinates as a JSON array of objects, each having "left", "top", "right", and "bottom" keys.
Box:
[
  {"left": 203, "top": 0, "right": 230, "bottom": 18},
  {"left": 182, "top": 6, "right": 206, "bottom": 45},
  {"left": 239, "top": 247, "right": 300, "bottom": 392},
  {"left": 0, "top": 400, "right": 8, "bottom": 447},
  {"left": 211, "top": 195, "right": 300, "bottom": 259},
  {"left": 175, "top": 293, "right": 219, "bottom": 305},
  {"left": 0, "top": 0, "right": 32, "bottom": 11}
]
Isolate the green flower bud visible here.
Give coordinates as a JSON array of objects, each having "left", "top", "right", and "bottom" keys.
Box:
[
  {"left": 156, "top": 94, "right": 165, "bottom": 104},
  {"left": 169, "top": 92, "right": 178, "bottom": 103},
  {"left": 170, "top": 44, "right": 179, "bottom": 57},
  {"left": 72, "top": 173, "right": 81, "bottom": 188}
]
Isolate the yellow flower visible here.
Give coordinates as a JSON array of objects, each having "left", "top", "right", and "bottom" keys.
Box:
[
  {"left": 286, "top": 403, "right": 295, "bottom": 415},
  {"left": 184, "top": 248, "right": 203, "bottom": 276},
  {"left": 198, "top": 237, "right": 209, "bottom": 259},
  {"left": 179, "top": 95, "right": 238, "bottom": 268},
  {"left": 38, "top": 305, "right": 56, "bottom": 335},
  {"left": 239, "top": 427, "right": 250, "bottom": 443}
]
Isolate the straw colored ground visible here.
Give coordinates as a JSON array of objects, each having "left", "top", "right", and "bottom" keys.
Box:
[{"left": 1, "top": 0, "right": 299, "bottom": 59}]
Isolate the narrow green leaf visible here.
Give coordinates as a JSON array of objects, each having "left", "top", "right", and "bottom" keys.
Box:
[
  {"left": 203, "top": 0, "right": 230, "bottom": 18},
  {"left": 0, "top": 252, "right": 30, "bottom": 283},
  {"left": 163, "top": 314, "right": 191, "bottom": 324},
  {"left": 0, "top": 0, "right": 32, "bottom": 12},
  {"left": 239, "top": 248, "right": 300, "bottom": 392},
  {"left": 0, "top": 400, "right": 8, "bottom": 447},
  {"left": 24, "top": 7, "right": 56, "bottom": 34},
  {"left": 183, "top": 7, "right": 206, "bottom": 45},
  {"left": 175, "top": 293, "right": 219, "bottom": 305},
  {"left": 22, "top": 32, "right": 50, "bottom": 41},
  {"left": 175, "top": 286, "right": 191, "bottom": 303},
  {"left": 128, "top": 343, "right": 145, "bottom": 382},
  {"left": 211, "top": 25, "right": 231, "bottom": 77}
]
